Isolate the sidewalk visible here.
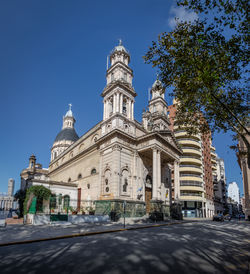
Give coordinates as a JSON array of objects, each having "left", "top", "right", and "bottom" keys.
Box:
[{"left": 0, "top": 218, "right": 187, "bottom": 246}]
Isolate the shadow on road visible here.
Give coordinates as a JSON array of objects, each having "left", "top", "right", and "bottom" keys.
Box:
[{"left": 0, "top": 221, "right": 249, "bottom": 274}]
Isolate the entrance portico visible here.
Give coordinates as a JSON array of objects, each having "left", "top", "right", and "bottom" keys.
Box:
[{"left": 137, "top": 133, "right": 181, "bottom": 213}]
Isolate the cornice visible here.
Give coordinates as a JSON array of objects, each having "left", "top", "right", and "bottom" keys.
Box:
[
  {"left": 31, "top": 179, "right": 78, "bottom": 188},
  {"left": 101, "top": 80, "right": 137, "bottom": 97},
  {"left": 106, "top": 61, "right": 133, "bottom": 75}
]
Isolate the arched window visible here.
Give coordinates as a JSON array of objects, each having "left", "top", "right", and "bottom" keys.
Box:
[
  {"left": 68, "top": 178, "right": 71, "bottom": 183},
  {"left": 122, "top": 169, "right": 129, "bottom": 193},
  {"left": 123, "top": 99, "right": 127, "bottom": 114},
  {"left": 91, "top": 168, "right": 97, "bottom": 175},
  {"left": 63, "top": 195, "right": 70, "bottom": 208},
  {"left": 78, "top": 174, "right": 82, "bottom": 179},
  {"left": 123, "top": 178, "right": 128, "bottom": 192},
  {"left": 50, "top": 194, "right": 57, "bottom": 209},
  {"left": 146, "top": 175, "right": 152, "bottom": 184},
  {"left": 104, "top": 170, "right": 111, "bottom": 193}
]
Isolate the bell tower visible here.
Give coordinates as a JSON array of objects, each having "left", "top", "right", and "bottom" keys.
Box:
[
  {"left": 142, "top": 78, "right": 170, "bottom": 131},
  {"left": 101, "top": 40, "right": 137, "bottom": 136}
]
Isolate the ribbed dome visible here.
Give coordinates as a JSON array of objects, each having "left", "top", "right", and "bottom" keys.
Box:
[{"left": 54, "top": 128, "right": 79, "bottom": 143}]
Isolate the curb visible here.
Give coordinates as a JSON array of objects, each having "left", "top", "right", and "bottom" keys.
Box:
[{"left": 0, "top": 221, "right": 187, "bottom": 247}]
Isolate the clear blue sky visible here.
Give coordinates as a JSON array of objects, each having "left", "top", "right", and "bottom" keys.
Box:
[{"left": 0, "top": 0, "right": 243, "bottom": 195}]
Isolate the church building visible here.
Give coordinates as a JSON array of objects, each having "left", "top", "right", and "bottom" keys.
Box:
[{"left": 21, "top": 41, "right": 182, "bottom": 216}]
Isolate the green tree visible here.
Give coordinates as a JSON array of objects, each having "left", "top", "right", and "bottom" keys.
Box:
[
  {"left": 14, "top": 189, "right": 26, "bottom": 217},
  {"left": 23, "top": 185, "right": 51, "bottom": 215},
  {"left": 144, "top": 0, "right": 249, "bottom": 161}
]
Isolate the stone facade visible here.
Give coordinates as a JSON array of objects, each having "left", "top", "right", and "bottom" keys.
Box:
[
  {"left": 21, "top": 42, "right": 182, "bottom": 216},
  {"left": 48, "top": 42, "right": 182, "bottom": 215}
]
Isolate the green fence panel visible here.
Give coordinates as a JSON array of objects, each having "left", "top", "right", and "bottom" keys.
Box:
[{"left": 29, "top": 197, "right": 37, "bottom": 214}]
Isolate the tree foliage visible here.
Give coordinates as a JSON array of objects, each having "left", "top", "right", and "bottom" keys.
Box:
[
  {"left": 23, "top": 185, "right": 51, "bottom": 215},
  {"left": 14, "top": 189, "right": 26, "bottom": 217},
  {"left": 144, "top": 0, "right": 249, "bottom": 157}
]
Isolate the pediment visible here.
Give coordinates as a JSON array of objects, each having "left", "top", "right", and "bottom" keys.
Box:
[{"left": 158, "top": 131, "right": 181, "bottom": 151}]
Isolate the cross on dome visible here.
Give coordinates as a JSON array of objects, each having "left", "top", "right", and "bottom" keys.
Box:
[{"left": 65, "top": 103, "right": 73, "bottom": 118}]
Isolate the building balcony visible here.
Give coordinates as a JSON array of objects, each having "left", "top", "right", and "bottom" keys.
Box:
[
  {"left": 180, "top": 165, "right": 202, "bottom": 174},
  {"left": 180, "top": 191, "right": 203, "bottom": 201},
  {"left": 211, "top": 151, "right": 217, "bottom": 158},
  {"left": 180, "top": 185, "right": 204, "bottom": 192},
  {"left": 182, "top": 148, "right": 202, "bottom": 157},
  {"left": 180, "top": 156, "right": 202, "bottom": 165},
  {"left": 211, "top": 157, "right": 217, "bottom": 164},
  {"left": 178, "top": 139, "right": 201, "bottom": 148},
  {"left": 175, "top": 131, "right": 201, "bottom": 140},
  {"left": 180, "top": 180, "right": 203, "bottom": 187},
  {"left": 210, "top": 145, "right": 216, "bottom": 152},
  {"left": 212, "top": 164, "right": 217, "bottom": 170},
  {"left": 213, "top": 186, "right": 219, "bottom": 191},
  {"left": 180, "top": 174, "right": 203, "bottom": 182}
]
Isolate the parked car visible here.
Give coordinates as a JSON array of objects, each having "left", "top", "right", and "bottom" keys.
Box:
[
  {"left": 213, "top": 214, "right": 224, "bottom": 221},
  {"left": 224, "top": 214, "right": 232, "bottom": 221}
]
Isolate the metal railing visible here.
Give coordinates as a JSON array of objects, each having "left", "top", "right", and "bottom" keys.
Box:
[
  {"left": 180, "top": 192, "right": 203, "bottom": 197},
  {"left": 180, "top": 164, "right": 202, "bottom": 169},
  {"left": 181, "top": 155, "right": 201, "bottom": 160},
  {"left": 180, "top": 173, "right": 202, "bottom": 178},
  {"left": 180, "top": 181, "right": 203, "bottom": 187}
]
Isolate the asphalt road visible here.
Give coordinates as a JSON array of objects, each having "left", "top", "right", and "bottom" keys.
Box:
[{"left": 0, "top": 220, "right": 249, "bottom": 274}]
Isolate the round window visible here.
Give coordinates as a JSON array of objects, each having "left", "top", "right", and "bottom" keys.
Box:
[{"left": 105, "top": 187, "right": 109, "bottom": 192}]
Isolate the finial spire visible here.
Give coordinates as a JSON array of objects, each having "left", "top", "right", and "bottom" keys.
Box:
[
  {"left": 118, "top": 39, "right": 122, "bottom": 46},
  {"left": 69, "top": 103, "right": 72, "bottom": 110},
  {"left": 156, "top": 73, "right": 159, "bottom": 80}
]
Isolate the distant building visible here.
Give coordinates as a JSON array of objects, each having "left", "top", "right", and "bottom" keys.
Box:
[
  {"left": 8, "top": 178, "right": 15, "bottom": 197},
  {"left": 0, "top": 178, "right": 16, "bottom": 210},
  {"left": 228, "top": 182, "right": 240, "bottom": 205},
  {"left": 227, "top": 197, "right": 239, "bottom": 217},
  {"left": 213, "top": 157, "right": 227, "bottom": 214}
]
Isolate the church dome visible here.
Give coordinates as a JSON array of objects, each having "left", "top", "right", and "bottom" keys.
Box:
[{"left": 54, "top": 128, "right": 79, "bottom": 143}]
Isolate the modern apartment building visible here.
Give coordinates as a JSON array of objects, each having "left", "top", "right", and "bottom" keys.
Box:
[
  {"left": 168, "top": 101, "right": 215, "bottom": 218},
  {"left": 228, "top": 182, "right": 240, "bottom": 204}
]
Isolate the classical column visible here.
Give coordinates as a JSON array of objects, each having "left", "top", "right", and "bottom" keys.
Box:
[
  {"left": 157, "top": 150, "right": 161, "bottom": 200},
  {"left": 120, "top": 93, "right": 123, "bottom": 114},
  {"left": 152, "top": 148, "right": 158, "bottom": 200},
  {"left": 174, "top": 161, "right": 180, "bottom": 200},
  {"left": 113, "top": 94, "right": 116, "bottom": 114},
  {"left": 131, "top": 101, "right": 134, "bottom": 120},
  {"left": 113, "top": 145, "right": 121, "bottom": 197},
  {"left": 106, "top": 100, "right": 109, "bottom": 119},
  {"left": 116, "top": 93, "right": 120, "bottom": 112},
  {"left": 99, "top": 152, "right": 103, "bottom": 198},
  {"left": 128, "top": 99, "right": 131, "bottom": 119},
  {"left": 103, "top": 100, "right": 106, "bottom": 120}
]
